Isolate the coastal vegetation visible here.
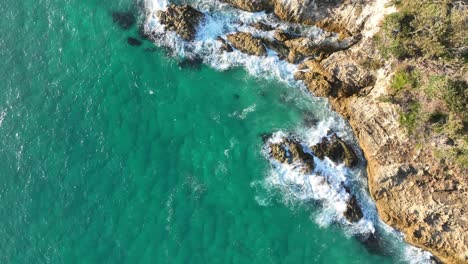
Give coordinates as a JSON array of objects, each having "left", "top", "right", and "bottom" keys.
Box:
[{"left": 376, "top": 0, "right": 467, "bottom": 167}]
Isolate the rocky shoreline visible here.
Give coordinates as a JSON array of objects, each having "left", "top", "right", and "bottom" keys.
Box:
[{"left": 145, "top": 1, "right": 467, "bottom": 263}]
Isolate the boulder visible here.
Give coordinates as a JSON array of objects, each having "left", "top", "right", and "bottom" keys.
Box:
[
  {"left": 226, "top": 32, "right": 267, "bottom": 56},
  {"left": 157, "top": 4, "right": 204, "bottom": 41},
  {"left": 311, "top": 133, "right": 359, "bottom": 167}
]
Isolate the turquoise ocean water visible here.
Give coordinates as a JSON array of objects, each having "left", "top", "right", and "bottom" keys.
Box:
[{"left": 0, "top": 0, "right": 426, "bottom": 263}]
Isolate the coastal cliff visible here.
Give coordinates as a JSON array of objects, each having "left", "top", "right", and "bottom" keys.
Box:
[{"left": 145, "top": 0, "right": 467, "bottom": 262}]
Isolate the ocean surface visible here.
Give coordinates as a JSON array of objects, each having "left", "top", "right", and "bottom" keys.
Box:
[{"left": 0, "top": 0, "right": 432, "bottom": 263}]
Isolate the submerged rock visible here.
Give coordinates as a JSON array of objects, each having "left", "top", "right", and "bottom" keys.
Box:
[
  {"left": 127, "top": 37, "right": 142, "bottom": 46},
  {"left": 157, "top": 4, "right": 204, "bottom": 41},
  {"left": 112, "top": 11, "right": 135, "bottom": 30},
  {"left": 268, "top": 136, "right": 315, "bottom": 173},
  {"left": 356, "top": 232, "right": 389, "bottom": 256},
  {"left": 178, "top": 57, "right": 203, "bottom": 69},
  {"left": 226, "top": 32, "right": 267, "bottom": 56},
  {"left": 311, "top": 133, "right": 358, "bottom": 167}
]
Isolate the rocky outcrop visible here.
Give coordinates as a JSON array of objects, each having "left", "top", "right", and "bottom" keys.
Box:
[
  {"left": 157, "top": 4, "right": 204, "bottom": 41},
  {"left": 311, "top": 134, "right": 359, "bottom": 167},
  {"left": 220, "top": 0, "right": 274, "bottom": 12},
  {"left": 266, "top": 134, "right": 364, "bottom": 224},
  {"left": 344, "top": 194, "right": 364, "bottom": 222},
  {"left": 289, "top": 3, "right": 468, "bottom": 261},
  {"left": 273, "top": 0, "right": 343, "bottom": 24},
  {"left": 227, "top": 1, "right": 467, "bottom": 262},
  {"left": 268, "top": 136, "right": 315, "bottom": 173},
  {"left": 216, "top": 37, "right": 233, "bottom": 53},
  {"left": 226, "top": 32, "right": 267, "bottom": 56}
]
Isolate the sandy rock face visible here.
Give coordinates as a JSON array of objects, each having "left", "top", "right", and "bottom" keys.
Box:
[
  {"left": 226, "top": 32, "right": 267, "bottom": 56},
  {"left": 220, "top": 0, "right": 275, "bottom": 12},
  {"left": 157, "top": 4, "right": 204, "bottom": 41}
]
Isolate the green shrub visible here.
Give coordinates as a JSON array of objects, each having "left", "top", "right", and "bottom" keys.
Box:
[
  {"left": 399, "top": 102, "right": 420, "bottom": 133},
  {"left": 379, "top": 0, "right": 465, "bottom": 60},
  {"left": 390, "top": 67, "right": 419, "bottom": 92},
  {"left": 443, "top": 80, "right": 468, "bottom": 114}
]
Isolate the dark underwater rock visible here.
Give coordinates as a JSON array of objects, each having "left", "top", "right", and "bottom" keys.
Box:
[
  {"left": 112, "top": 11, "right": 135, "bottom": 30},
  {"left": 356, "top": 232, "right": 389, "bottom": 256},
  {"left": 178, "top": 57, "right": 203, "bottom": 69},
  {"left": 127, "top": 37, "right": 142, "bottom": 46}
]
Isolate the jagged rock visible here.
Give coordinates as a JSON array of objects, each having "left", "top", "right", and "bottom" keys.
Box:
[
  {"left": 311, "top": 133, "right": 358, "bottom": 167},
  {"left": 295, "top": 60, "right": 334, "bottom": 96},
  {"left": 216, "top": 37, "right": 233, "bottom": 53},
  {"left": 220, "top": 0, "right": 274, "bottom": 12},
  {"left": 268, "top": 137, "right": 315, "bottom": 173},
  {"left": 344, "top": 194, "right": 364, "bottom": 222},
  {"left": 262, "top": 38, "right": 289, "bottom": 60},
  {"left": 250, "top": 22, "right": 273, "bottom": 31},
  {"left": 157, "top": 4, "right": 204, "bottom": 41},
  {"left": 273, "top": 0, "right": 366, "bottom": 36},
  {"left": 274, "top": 29, "right": 294, "bottom": 42},
  {"left": 226, "top": 32, "right": 267, "bottom": 56},
  {"left": 315, "top": 18, "right": 352, "bottom": 40},
  {"left": 273, "top": 0, "right": 343, "bottom": 24}
]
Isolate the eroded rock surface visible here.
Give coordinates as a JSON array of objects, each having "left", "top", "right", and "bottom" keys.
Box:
[
  {"left": 268, "top": 137, "right": 315, "bottom": 173},
  {"left": 311, "top": 134, "right": 359, "bottom": 167},
  {"left": 220, "top": 0, "right": 274, "bottom": 12},
  {"left": 226, "top": 32, "right": 267, "bottom": 56},
  {"left": 157, "top": 4, "right": 204, "bottom": 41}
]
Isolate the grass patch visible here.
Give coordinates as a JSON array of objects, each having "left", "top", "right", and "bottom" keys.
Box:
[
  {"left": 390, "top": 66, "right": 419, "bottom": 92},
  {"left": 399, "top": 102, "right": 420, "bottom": 133}
]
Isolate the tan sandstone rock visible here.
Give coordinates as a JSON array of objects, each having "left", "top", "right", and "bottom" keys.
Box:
[
  {"left": 226, "top": 32, "right": 267, "bottom": 56},
  {"left": 157, "top": 4, "right": 204, "bottom": 41}
]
